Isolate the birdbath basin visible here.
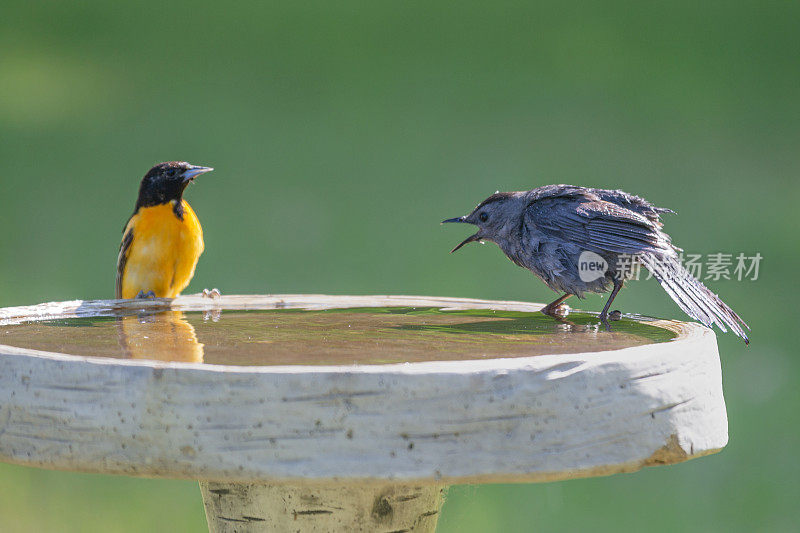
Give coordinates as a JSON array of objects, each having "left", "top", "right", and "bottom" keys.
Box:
[{"left": 0, "top": 295, "right": 727, "bottom": 532}]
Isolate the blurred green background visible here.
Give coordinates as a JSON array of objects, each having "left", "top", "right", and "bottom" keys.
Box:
[{"left": 0, "top": 1, "right": 797, "bottom": 531}]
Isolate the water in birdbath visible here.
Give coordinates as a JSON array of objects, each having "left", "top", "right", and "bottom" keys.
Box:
[{"left": 0, "top": 307, "right": 675, "bottom": 365}]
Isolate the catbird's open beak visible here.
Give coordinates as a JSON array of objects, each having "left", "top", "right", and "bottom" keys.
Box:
[
  {"left": 182, "top": 165, "right": 214, "bottom": 184},
  {"left": 449, "top": 233, "right": 480, "bottom": 253},
  {"left": 442, "top": 216, "right": 479, "bottom": 252}
]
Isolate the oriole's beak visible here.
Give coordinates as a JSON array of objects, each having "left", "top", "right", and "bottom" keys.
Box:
[
  {"left": 442, "top": 216, "right": 466, "bottom": 224},
  {"left": 182, "top": 165, "right": 214, "bottom": 183}
]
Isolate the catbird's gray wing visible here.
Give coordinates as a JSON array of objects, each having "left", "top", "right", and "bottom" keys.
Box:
[
  {"left": 525, "top": 193, "right": 673, "bottom": 256},
  {"left": 589, "top": 188, "right": 674, "bottom": 221},
  {"left": 525, "top": 188, "right": 749, "bottom": 343}
]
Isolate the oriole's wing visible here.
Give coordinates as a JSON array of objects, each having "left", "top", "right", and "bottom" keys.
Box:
[
  {"left": 116, "top": 218, "right": 135, "bottom": 298},
  {"left": 525, "top": 193, "right": 671, "bottom": 256}
]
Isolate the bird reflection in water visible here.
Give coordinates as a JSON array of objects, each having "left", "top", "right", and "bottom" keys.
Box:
[{"left": 117, "top": 310, "right": 204, "bottom": 363}]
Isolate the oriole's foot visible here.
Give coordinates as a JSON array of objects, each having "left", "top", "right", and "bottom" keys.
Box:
[
  {"left": 541, "top": 303, "right": 571, "bottom": 318},
  {"left": 135, "top": 290, "right": 156, "bottom": 299},
  {"left": 202, "top": 288, "right": 221, "bottom": 299}
]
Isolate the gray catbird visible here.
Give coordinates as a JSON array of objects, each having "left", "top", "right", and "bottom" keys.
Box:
[{"left": 443, "top": 184, "right": 749, "bottom": 343}]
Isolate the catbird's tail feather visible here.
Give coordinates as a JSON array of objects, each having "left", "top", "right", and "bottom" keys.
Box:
[{"left": 639, "top": 253, "right": 749, "bottom": 344}]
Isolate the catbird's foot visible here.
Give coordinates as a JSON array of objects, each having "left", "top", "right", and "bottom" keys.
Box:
[
  {"left": 135, "top": 290, "right": 156, "bottom": 299},
  {"left": 541, "top": 303, "right": 571, "bottom": 318},
  {"left": 608, "top": 310, "right": 622, "bottom": 321},
  {"left": 202, "top": 288, "right": 221, "bottom": 299},
  {"left": 598, "top": 311, "right": 616, "bottom": 332}
]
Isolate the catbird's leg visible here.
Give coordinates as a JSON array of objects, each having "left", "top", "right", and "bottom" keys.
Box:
[
  {"left": 541, "top": 294, "right": 571, "bottom": 317},
  {"left": 599, "top": 278, "right": 624, "bottom": 327}
]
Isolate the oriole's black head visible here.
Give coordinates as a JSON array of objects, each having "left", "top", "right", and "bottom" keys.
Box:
[{"left": 135, "top": 161, "right": 213, "bottom": 211}]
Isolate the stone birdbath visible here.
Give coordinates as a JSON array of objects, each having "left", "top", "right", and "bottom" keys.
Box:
[{"left": 0, "top": 294, "right": 727, "bottom": 532}]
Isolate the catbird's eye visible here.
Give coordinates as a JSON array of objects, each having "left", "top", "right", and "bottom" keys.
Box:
[{"left": 479, "top": 212, "right": 489, "bottom": 222}]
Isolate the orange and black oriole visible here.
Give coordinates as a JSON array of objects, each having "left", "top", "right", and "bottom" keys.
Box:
[{"left": 116, "top": 161, "right": 213, "bottom": 299}]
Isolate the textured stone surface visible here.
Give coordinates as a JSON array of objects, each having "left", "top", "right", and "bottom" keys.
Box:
[
  {"left": 200, "top": 482, "right": 446, "bottom": 532},
  {"left": 0, "top": 295, "right": 727, "bottom": 485}
]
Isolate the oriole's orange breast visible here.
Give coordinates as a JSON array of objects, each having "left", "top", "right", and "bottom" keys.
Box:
[{"left": 119, "top": 200, "right": 204, "bottom": 299}]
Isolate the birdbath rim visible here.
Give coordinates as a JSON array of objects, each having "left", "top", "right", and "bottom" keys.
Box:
[
  {"left": 0, "top": 293, "right": 693, "bottom": 372},
  {"left": 0, "top": 294, "right": 727, "bottom": 486}
]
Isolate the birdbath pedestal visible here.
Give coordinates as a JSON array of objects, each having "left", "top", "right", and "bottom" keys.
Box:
[{"left": 0, "top": 295, "right": 728, "bottom": 532}]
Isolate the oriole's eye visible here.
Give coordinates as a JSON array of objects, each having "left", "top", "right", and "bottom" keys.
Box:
[{"left": 479, "top": 212, "right": 489, "bottom": 222}]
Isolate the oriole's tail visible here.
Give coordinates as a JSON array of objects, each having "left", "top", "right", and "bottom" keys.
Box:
[{"left": 639, "top": 253, "right": 749, "bottom": 344}]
